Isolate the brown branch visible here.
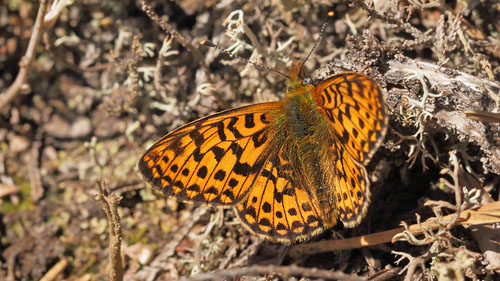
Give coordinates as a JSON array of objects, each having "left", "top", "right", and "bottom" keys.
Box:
[
  {"left": 0, "top": 0, "right": 48, "bottom": 113},
  {"left": 180, "top": 264, "right": 366, "bottom": 281},
  {"left": 286, "top": 200, "right": 500, "bottom": 258},
  {"left": 0, "top": 184, "right": 20, "bottom": 198},
  {"left": 95, "top": 181, "right": 124, "bottom": 281},
  {"left": 139, "top": 0, "right": 228, "bottom": 108},
  {"left": 27, "top": 140, "right": 44, "bottom": 202},
  {"left": 39, "top": 259, "right": 68, "bottom": 281}
]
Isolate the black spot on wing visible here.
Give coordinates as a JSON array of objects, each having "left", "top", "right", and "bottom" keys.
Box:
[
  {"left": 262, "top": 202, "right": 271, "bottom": 213},
  {"left": 252, "top": 130, "right": 268, "bottom": 148},
  {"left": 189, "top": 130, "right": 205, "bottom": 147},
  {"left": 211, "top": 146, "right": 225, "bottom": 162},
  {"left": 234, "top": 162, "right": 252, "bottom": 176},
  {"left": 229, "top": 142, "right": 244, "bottom": 158},
  {"left": 227, "top": 117, "right": 244, "bottom": 138},
  {"left": 228, "top": 178, "right": 238, "bottom": 187},
  {"left": 214, "top": 169, "right": 226, "bottom": 181},
  {"left": 216, "top": 121, "right": 226, "bottom": 141},
  {"left": 197, "top": 166, "right": 208, "bottom": 179},
  {"left": 244, "top": 114, "right": 255, "bottom": 128},
  {"left": 260, "top": 113, "right": 270, "bottom": 124}
]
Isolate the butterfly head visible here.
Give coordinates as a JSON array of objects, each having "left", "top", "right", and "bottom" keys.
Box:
[{"left": 286, "top": 61, "right": 315, "bottom": 97}]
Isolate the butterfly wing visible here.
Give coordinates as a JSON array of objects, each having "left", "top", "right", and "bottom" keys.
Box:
[
  {"left": 138, "top": 102, "right": 281, "bottom": 205},
  {"left": 314, "top": 73, "right": 388, "bottom": 226},
  {"left": 314, "top": 73, "right": 388, "bottom": 164},
  {"left": 330, "top": 138, "right": 371, "bottom": 227},
  {"left": 235, "top": 151, "right": 325, "bottom": 243}
]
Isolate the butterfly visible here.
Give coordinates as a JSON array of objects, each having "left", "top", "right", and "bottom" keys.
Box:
[{"left": 137, "top": 57, "right": 388, "bottom": 243}]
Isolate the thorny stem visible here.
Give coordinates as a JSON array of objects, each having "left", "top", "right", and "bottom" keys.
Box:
[{"left": 0, "top": 0, "right": 48, "bottom": 113}]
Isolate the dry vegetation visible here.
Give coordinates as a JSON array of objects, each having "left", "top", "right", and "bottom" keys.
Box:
[{"left": 1, "top": 0, "right": 500, "bottom": 280}]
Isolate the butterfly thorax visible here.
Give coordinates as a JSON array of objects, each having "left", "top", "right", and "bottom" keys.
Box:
[{"left": 267, "top": 64, "right": 342, "bottom": 228}]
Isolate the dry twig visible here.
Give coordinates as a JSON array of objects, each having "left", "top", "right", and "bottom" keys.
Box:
[
  {"left": 0, "top": 184, "right": 20, "bottom": 198},
  {"left": 287, "top": 200, "right": 500, "bottom": 258},
  {"left": 0, "top": 0, "right": 48, "bottom": 113},
  {"left": 39, "top": 259, "right": 68, "bottom": 281},
  {"left": 95, "top": 181, "right": 124, "bottom": 281},
  {"left": 181, "top": 264, "right": 366, "bottom": 281}
]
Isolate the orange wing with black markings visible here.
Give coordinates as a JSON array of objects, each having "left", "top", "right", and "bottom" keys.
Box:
[
  {"left": 314, "top": 73, "right": 387, "bottom": 164},
  {"left": 313, "top": 73, "right": 388, "bottom": 225},
  {"left": 138, "top": 102, "right": 281, "bottom": 205},
  {"left": 235, "top": 151, "right": 325, "bottom": 242},
  {"left": 330, "top": 139, "right": 371, "bottom": 227}
]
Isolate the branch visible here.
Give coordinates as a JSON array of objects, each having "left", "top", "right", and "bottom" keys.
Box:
[
  {"left": 286, "top": 200, "right": 500, "bottom": 258},
  {"left": 0, "top": 0, "right": 48, "bottom": 113},
  {"left": 95, "top": 181, "right": 124, "bottom": 281},
  {"left": 181, "top": 264, "right": 366, "bottom": 281}
]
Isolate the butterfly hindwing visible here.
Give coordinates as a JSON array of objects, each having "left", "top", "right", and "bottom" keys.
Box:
[
  {"left": 314, "top": 73, "right": 388, "bottom": 164},
  {"left": 330, "top": 138, "right": 370, "bottom": 226},
  {"left": 235, "top": 151, "right": 325, "bottom": 242},
  {"left": 138, "top": 102, "right": 281, "bottom": 205}
]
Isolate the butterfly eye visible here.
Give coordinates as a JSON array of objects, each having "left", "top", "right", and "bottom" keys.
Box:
[{"left": 302, "top": 77, "right": 314, "bottom": 85}]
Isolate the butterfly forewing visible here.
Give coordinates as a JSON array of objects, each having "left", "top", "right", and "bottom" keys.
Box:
[
  {"left": 138, "top": 102, "right": 281, "bottom": 205},
  {"left": 314, "top": 73, "right": 388, "bottom": 164}
]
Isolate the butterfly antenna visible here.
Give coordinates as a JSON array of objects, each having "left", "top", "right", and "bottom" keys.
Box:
[
  {"left": 200, "top": 40, "right": 290, "bottom": 79},
  {"left": 300, "top": 11, "right": 335, "bottom": 73}
]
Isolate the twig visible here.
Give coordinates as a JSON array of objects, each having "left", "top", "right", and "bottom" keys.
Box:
[
  {"left": 350, "top": 0, "right": 432, "bottom": 45},
  {"left": 0, "top": 184, "right": 21, "bottom": 198},
  {"left": 0, "top": 0, "right": 48, "bottom": 113},
  {"left": 368, "top": 267, "right": 402, "bottom": 281},
  {"left": 39, "top": 259, "right": 68, "bottom": 281},
  {"left": 181, "top": 264, "right": 366, "bottom": 281},
  {"left": 463, "top": 110, "right": 500, "bottom": 123},
  {"left": 28, "top": 140, "right": 44, "bottom": 202},
  {"left": 95, "top": 181, "right": 124, "bottom": 281},
  {"left": 286, "top": 200, "right": 500, "bottom": 258},
  {"left": 139, "top": 0, "right": 227, "bottom": 108},
  {"left": 392, "top": 250, "right": 430, "bottom": 281}
]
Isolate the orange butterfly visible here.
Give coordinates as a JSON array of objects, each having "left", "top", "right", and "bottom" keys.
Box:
[{"left": 138, "top": 58, "right": 388, "bottom": 243}]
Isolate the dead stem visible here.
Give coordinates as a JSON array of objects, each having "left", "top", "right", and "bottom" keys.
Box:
[
  {"left": 39, "top": 259, "right": 68, "bottom": 281},
  {"left": 181, "top": 264, "right": 366, "bottom": 281},
  {"left": 286, "top": 201, "right": 500, "bottom": 258},
  {"left": 0, "top": 0, "right": 48, "bottom": 113},
  {"left": 95, "top": 181, "right": 124, "bottom": 281}
]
